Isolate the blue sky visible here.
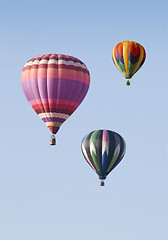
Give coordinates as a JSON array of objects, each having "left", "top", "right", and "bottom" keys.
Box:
[{"left": 0, "top": 0, "right": 168, "bottom": 239}]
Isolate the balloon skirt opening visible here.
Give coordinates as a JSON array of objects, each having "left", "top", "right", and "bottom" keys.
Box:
[{"left": 48, "top": 126, "right": 60, "bottom": 134}]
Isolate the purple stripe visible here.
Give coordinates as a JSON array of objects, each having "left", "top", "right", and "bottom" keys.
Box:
[
  {"left": 115, "top": 52, "right": 124, "bottom": 64},
  {"left": 22, "top": 78, "right": 89, "bottom": 102},
  {"left": 42, "top": 117, "right": 66, "bottom": 123},
  {"left": 114, "top": 133, "right": 120, "bottom": 150},
  {"left": 22, "top": 78, "right": 36, "bottom": 101},
  {"left": 129, "top": 52, "right": 140, "bottom": 64},
  {"left": 47, "top": 78, "right": 89, "bottom": 103}
]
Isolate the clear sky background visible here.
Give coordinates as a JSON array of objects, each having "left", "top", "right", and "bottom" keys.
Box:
[{"left": 0, "top": 0, "right": 168, "bottom": 239}]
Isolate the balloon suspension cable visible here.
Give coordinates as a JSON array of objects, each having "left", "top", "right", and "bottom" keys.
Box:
[
  {"left": 126, "top": 80, "right": 130, "bottom": 86},
  {"left": 50, "top": 135, "right": 56, "bottom": 146},
  {"left": 100, "top": 180, "right": 105, "bottom": 186}
]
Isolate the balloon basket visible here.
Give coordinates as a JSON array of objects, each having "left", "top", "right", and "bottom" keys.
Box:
[
  {"left": 50, "top": 135, "right": 56, "bottom": 146},
  {"left": 126, "top": 80, "right": 130, "bottom": 86},
  {"left": 100, "top": 180, "right": 105, "bottom": 186}
]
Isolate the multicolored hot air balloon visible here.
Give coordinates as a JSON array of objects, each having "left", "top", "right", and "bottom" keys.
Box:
[
  {"left": 112, "top": 40, "right": 146, "bottom": 86},
  {"left": 21, "top": 54, "right": 90, "bottom": 145},
  {"left": 81, "top": 130, "right": 126, "bottom": 186}
]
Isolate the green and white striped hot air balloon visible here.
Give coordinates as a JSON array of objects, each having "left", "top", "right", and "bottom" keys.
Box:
[{"left": 81, "top": 130, "right": 126, "bottom": 186}]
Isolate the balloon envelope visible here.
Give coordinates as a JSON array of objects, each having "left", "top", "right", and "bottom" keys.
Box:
[
  {"left": 81, "top": 130, "right": 126, "bottom": 184},
  {"left": 21, "top": 54, "right": 90, "bottom": 136},
  {"left": 112, "top": 40, "right": 146, "bottom": 84}
]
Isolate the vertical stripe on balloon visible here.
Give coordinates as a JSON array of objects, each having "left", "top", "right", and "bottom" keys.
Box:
[
  {"left": 102, "top": 130, "right": 109, "bottom": 172},
  {"left": 112, "top": 45, "right": 125, "bottom": 77},
  {"left": 81, "top": 136, "right": 96, "bottom": 172},
  {"left": 123, "top": 41, "right": 129, "bottom": 78},
  {"left": 131, "top": 44, "right": 145, "bottom": 76},
  {"left": 90, "top": 131, "right": 101, "bottom": 172}
]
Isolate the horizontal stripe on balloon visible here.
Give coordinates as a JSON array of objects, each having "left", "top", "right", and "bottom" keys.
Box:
[
  {"left": 21, "top": 72, "right": 90, "bottom": 85},
  {"left": 38, "top": 112, "right": 69, "bottom": 119},
  {"left": 41, "top": 117, "right": 66, "bottom": 123},
  {"left": 22, "top": 79, "right": 89, "bottom": 102},
  {"left": 21, "top": 67, "right": 89, "bottom": 75},
  {"left": 30, "top": 98, "right": 80, "bottom": 107},
  {"left": 24, "top": 59, "right": 87, "bottom": 69},
  {"left": 22, "top": 64, "right": 89, "bottom": 74},
  {"left": 45, "top": 122, "right": 62, "bottom": 127},
  {"left": 33, "top": 107, "right": 74, "bottom": 115},
  {"left": 31, "top": 102, "right": 78, "bottom": 112}
]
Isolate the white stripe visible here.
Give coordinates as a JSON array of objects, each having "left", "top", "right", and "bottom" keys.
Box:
[
  {"left": 82, "top": 144, "right": 88, "bottom": 158},
  {"left": 114, "top": 144, "right": 120, "bottom": 157},
  {"left": 24, "top": 59, "right": 88, "bottom": 70},
  {"left": 56, "top": 60, "right": 85, "bottom": 67},
  {"left": 33, "top": 60, "right": 40, "bottom": 65},
  {"left": 90, "top": 142, "right": 96, "bottom": 155},
  {"left": 102, "top": 142, "right": 109, "bottom": 155},
  {"left": 48, "top": 59, "right": 58, "bottom": 64},
  {"left": 120, "top": 145, "right": 126, "bottom": 159},
  {"left": 40, "top": 59, "right": 48, "bottom": 64},
  {"left": 25, "top": 61, "right": 34, "bottom": 67},
  {"left": 38, "top": 112, "right": 69, "bottom": 119}
]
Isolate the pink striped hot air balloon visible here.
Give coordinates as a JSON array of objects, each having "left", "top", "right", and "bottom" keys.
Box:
[{"left": 21, "top": 54, "right": 90, "bottom": 145}]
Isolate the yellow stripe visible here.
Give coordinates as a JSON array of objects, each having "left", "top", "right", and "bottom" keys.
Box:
[
  {"left": 131, "top": 44, "right": 144, "bottom": 77},
  {"left": 46, "top": 122, "right": 62, "bottom": 127},
  {"left": 39, "top": 112, "right": 69, "bottom": 119},
  {"left": 112, "top": 45, "right": 125, "bottom": 78},
  {"left": 123, "top": 41, "right": 129, "bottom": 78}
]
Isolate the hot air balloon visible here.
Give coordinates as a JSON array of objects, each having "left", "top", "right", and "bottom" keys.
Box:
[
  {"left": 81, "top": 130, "right": 126, "bottom": 186},
  {"left": 112, "top": 40, "right": 146, "bottom": 86},
  {"left": 21, "top": 54, "right": 90, "bottom": 145}
]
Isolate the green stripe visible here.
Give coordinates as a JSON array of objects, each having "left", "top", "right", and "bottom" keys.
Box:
[
  {"left": 90, "top": 131, "right": 101, "bottom": 172},
  {"left": 107, "top": 147, "right": 120, "bottom": 173},
  {"left": 123, "top": 139, "right": 126, "bottom": 153},
  {"left": 128, "top": 61, "right": 138, "bottom": 77},
  {"left": 118, "top": 61, "right": 126, "bottom": 77}
]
